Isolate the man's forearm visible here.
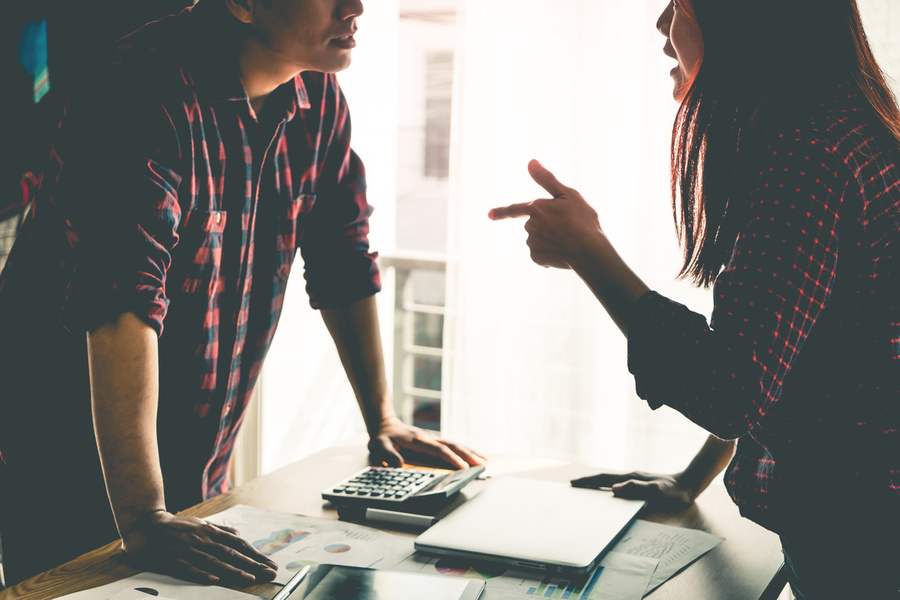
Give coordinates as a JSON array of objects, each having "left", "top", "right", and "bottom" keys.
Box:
[
  {"left": 86, "top": 311, "right": 166, "bottom": 537},
  {"left": 320, "top": 294, "right": 394, "bottom": 433}
]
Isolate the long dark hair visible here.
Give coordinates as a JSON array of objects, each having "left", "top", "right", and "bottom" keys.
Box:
[{"left": 672, "top": 0, "right": 900, "bottom": 287}]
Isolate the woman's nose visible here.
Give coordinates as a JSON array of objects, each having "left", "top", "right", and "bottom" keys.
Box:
[{"left": 657, "top": 1, "right": 674, "bottom": 37}]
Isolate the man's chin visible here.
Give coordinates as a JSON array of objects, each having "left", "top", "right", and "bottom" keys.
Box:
[
  {"left": 315, "top": 48, "right": 354, "bottom": 74},
  {"left": 313, "top": 57, "right": 352, "bottom": 74}
]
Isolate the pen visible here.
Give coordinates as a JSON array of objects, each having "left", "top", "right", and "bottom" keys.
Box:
[
  {"left": 364, "top": 508, "right": 439, "bottom": 528},
  {"left": 272, "top": 564, "right": 311, "bottom": 600}
]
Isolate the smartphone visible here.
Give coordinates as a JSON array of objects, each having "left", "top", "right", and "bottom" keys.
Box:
[{"left": 284, "top": 564, "right": 485, "bottom": 600}]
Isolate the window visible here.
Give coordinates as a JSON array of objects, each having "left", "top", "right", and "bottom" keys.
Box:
[
  {"left": 387, "top": 262, "right": 446, "bottom": 432},
  {"left": 424, "top": 51, "right": 454, "bottom": 179}
]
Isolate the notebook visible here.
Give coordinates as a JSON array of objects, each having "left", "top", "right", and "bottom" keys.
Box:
[{"left": 414, "top": 476, "right": 645, "bottom": 575}]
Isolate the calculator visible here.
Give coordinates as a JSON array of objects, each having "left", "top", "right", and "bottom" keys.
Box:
[{"left": 322, "top": 464, "right": 485, "bottom": 512}]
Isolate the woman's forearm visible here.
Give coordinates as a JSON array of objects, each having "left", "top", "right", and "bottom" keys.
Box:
[
  {"left": 567, "top": 234, "right": 651, "bottom": 336},
  {"left": 675, "top": 434, "right": 736, "bottom": 497}
]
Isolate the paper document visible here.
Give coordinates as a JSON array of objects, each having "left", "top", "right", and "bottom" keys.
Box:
[
  {"left": 592, "top": 552, "right": 658, "bottom": 600},
  {"left": 54, "top": 572, "right": 262, "bottom": 600},
  {"left": 207, "top": 504, "right": 416, "bottom": 584},
  {"left": 612, "top": 519, "right": 724, "bottom": 594},
  {"left": 391, "top": 550, "right": 657, "bottom": 600}
]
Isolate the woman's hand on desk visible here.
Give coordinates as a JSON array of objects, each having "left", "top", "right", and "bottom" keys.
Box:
[
  {"left": 121, "top": 510, "right": 278, "bottom": 585},
  {"left": 572, "top": 436, "right": 737, "bottom": 511},
  {"left": 369, "top": 415, "right": 487, "bottom": 470},
  {"left": 571, "top": 472, "right": 698, "bottom": 510}
]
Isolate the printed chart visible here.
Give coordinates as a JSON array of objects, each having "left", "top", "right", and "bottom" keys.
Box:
[
  {"left": 523, "top": 567, "right": 605, "bottom": 599},
  {"left": 525, "top": 567, "right": 603, "bottom": 600},
  {"left": 207, "top": 504, "right": 416, "bottom": 584}
]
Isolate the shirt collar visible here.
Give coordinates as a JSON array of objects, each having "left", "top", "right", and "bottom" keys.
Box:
[{"left": 186, "top": 1, "right": 312, "bottom": 120}]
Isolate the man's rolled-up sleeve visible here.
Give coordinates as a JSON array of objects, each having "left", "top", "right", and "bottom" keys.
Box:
[
  {"left": 57, "top": 75, "right": 183, "bottom": 336},
  {"left": 301, "top": 75, "right": 380, "bottom": 309}
]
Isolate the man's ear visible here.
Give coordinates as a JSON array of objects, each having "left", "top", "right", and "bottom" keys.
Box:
[{"left": 224, "top": 0, "right": 255, "bottom": 25}]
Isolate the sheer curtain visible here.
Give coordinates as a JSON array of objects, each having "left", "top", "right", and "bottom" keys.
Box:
[
  {"left": 440, "top": 0, "right": 900, "bottom": 473},
  {"left": 442, "top": 0, "right": 710, "bottom": 472}
]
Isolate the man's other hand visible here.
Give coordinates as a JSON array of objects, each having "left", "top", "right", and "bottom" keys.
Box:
[
  {"left": 122, "top": 511, "right": 278, "bottom": 585},
  {"left": 369, "top": 416, "right": 486, "bottom": 470}
]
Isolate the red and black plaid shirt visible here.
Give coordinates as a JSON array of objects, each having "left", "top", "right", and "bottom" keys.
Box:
[
  {"left": 0, "top": 3, "right": 379, "bottom": 507},
  {"left": 627, "top": 82, "right": 899, "bottom": 535}
]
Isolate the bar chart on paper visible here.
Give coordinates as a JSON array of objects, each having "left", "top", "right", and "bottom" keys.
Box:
[{"left": 524, "top": 567, "right": 605, "bottom": 599}]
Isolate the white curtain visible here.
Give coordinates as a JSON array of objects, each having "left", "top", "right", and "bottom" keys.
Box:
[
  {"left": 441, "top": 0, "right": 900, "bottom": 473},
  {"left": 442, "top": 0, "right": 709, "bottom": 472}
]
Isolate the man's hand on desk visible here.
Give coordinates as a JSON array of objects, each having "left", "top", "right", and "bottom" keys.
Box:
[
  {"left": 368, "top": 415, "right": 487, "bottom": 470},
  {"left": 571, "top": 471, "right": 697, "bottom": 510},
  {"left": 121, "top": 510, "right": 278, "bottom": 585}
]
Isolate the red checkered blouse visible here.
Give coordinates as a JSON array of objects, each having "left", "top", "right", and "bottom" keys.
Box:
[
  {"left": 627, "top": 82, "right": 900, "bottom": 535},
  {"left": 0, "top": 3, "right": 379, "bottom": 506}
]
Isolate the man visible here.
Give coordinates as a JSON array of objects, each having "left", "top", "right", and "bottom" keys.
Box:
[{"left": 0, "top": 0, "right": 483, "bottom": 587}]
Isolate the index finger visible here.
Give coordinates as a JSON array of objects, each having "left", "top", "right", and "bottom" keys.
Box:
[
  {"left": 488, "top": 202, "right": 533, "bottom": 221},
  {"left": 527, "top": 159, "right": 568, "bottom": 198}
]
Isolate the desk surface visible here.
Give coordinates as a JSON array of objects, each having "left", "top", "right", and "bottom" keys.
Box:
[{"left": 1, "top": 443, "right": 783, "bottom": 600}]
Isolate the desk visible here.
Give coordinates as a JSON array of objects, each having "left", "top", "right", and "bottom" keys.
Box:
[{"left": 1, "top": 442, "right": 783, "bottom": 600}]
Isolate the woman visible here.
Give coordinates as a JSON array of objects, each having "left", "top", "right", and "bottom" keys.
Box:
[{"left": 490, "top": 1, "right": 899, "bottom": 598}]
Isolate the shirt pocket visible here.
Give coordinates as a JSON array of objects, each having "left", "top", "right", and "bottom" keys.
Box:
[
  {"left": 275, "top": 193, "right": 315, "bottom": 280},
  {"left": 179, "top": 209, "right": 227, "bottom": 295}
]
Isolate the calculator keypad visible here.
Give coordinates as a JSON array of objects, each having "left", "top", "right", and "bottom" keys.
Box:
[{"left": 330, "top": 467, "right": 440, "bottom": 502}]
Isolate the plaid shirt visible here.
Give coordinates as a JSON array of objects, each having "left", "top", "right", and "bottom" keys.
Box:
[
  {"left": 0, "top": 3, "right": 379, "bottom": 506},
  {"left": 627, "top": 82, "right": 899, "bottom": 534}
]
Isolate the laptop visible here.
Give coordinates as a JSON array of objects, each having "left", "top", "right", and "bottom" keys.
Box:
[{"left": 414, "top": 477, "right": 645, "bottom": 575}]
